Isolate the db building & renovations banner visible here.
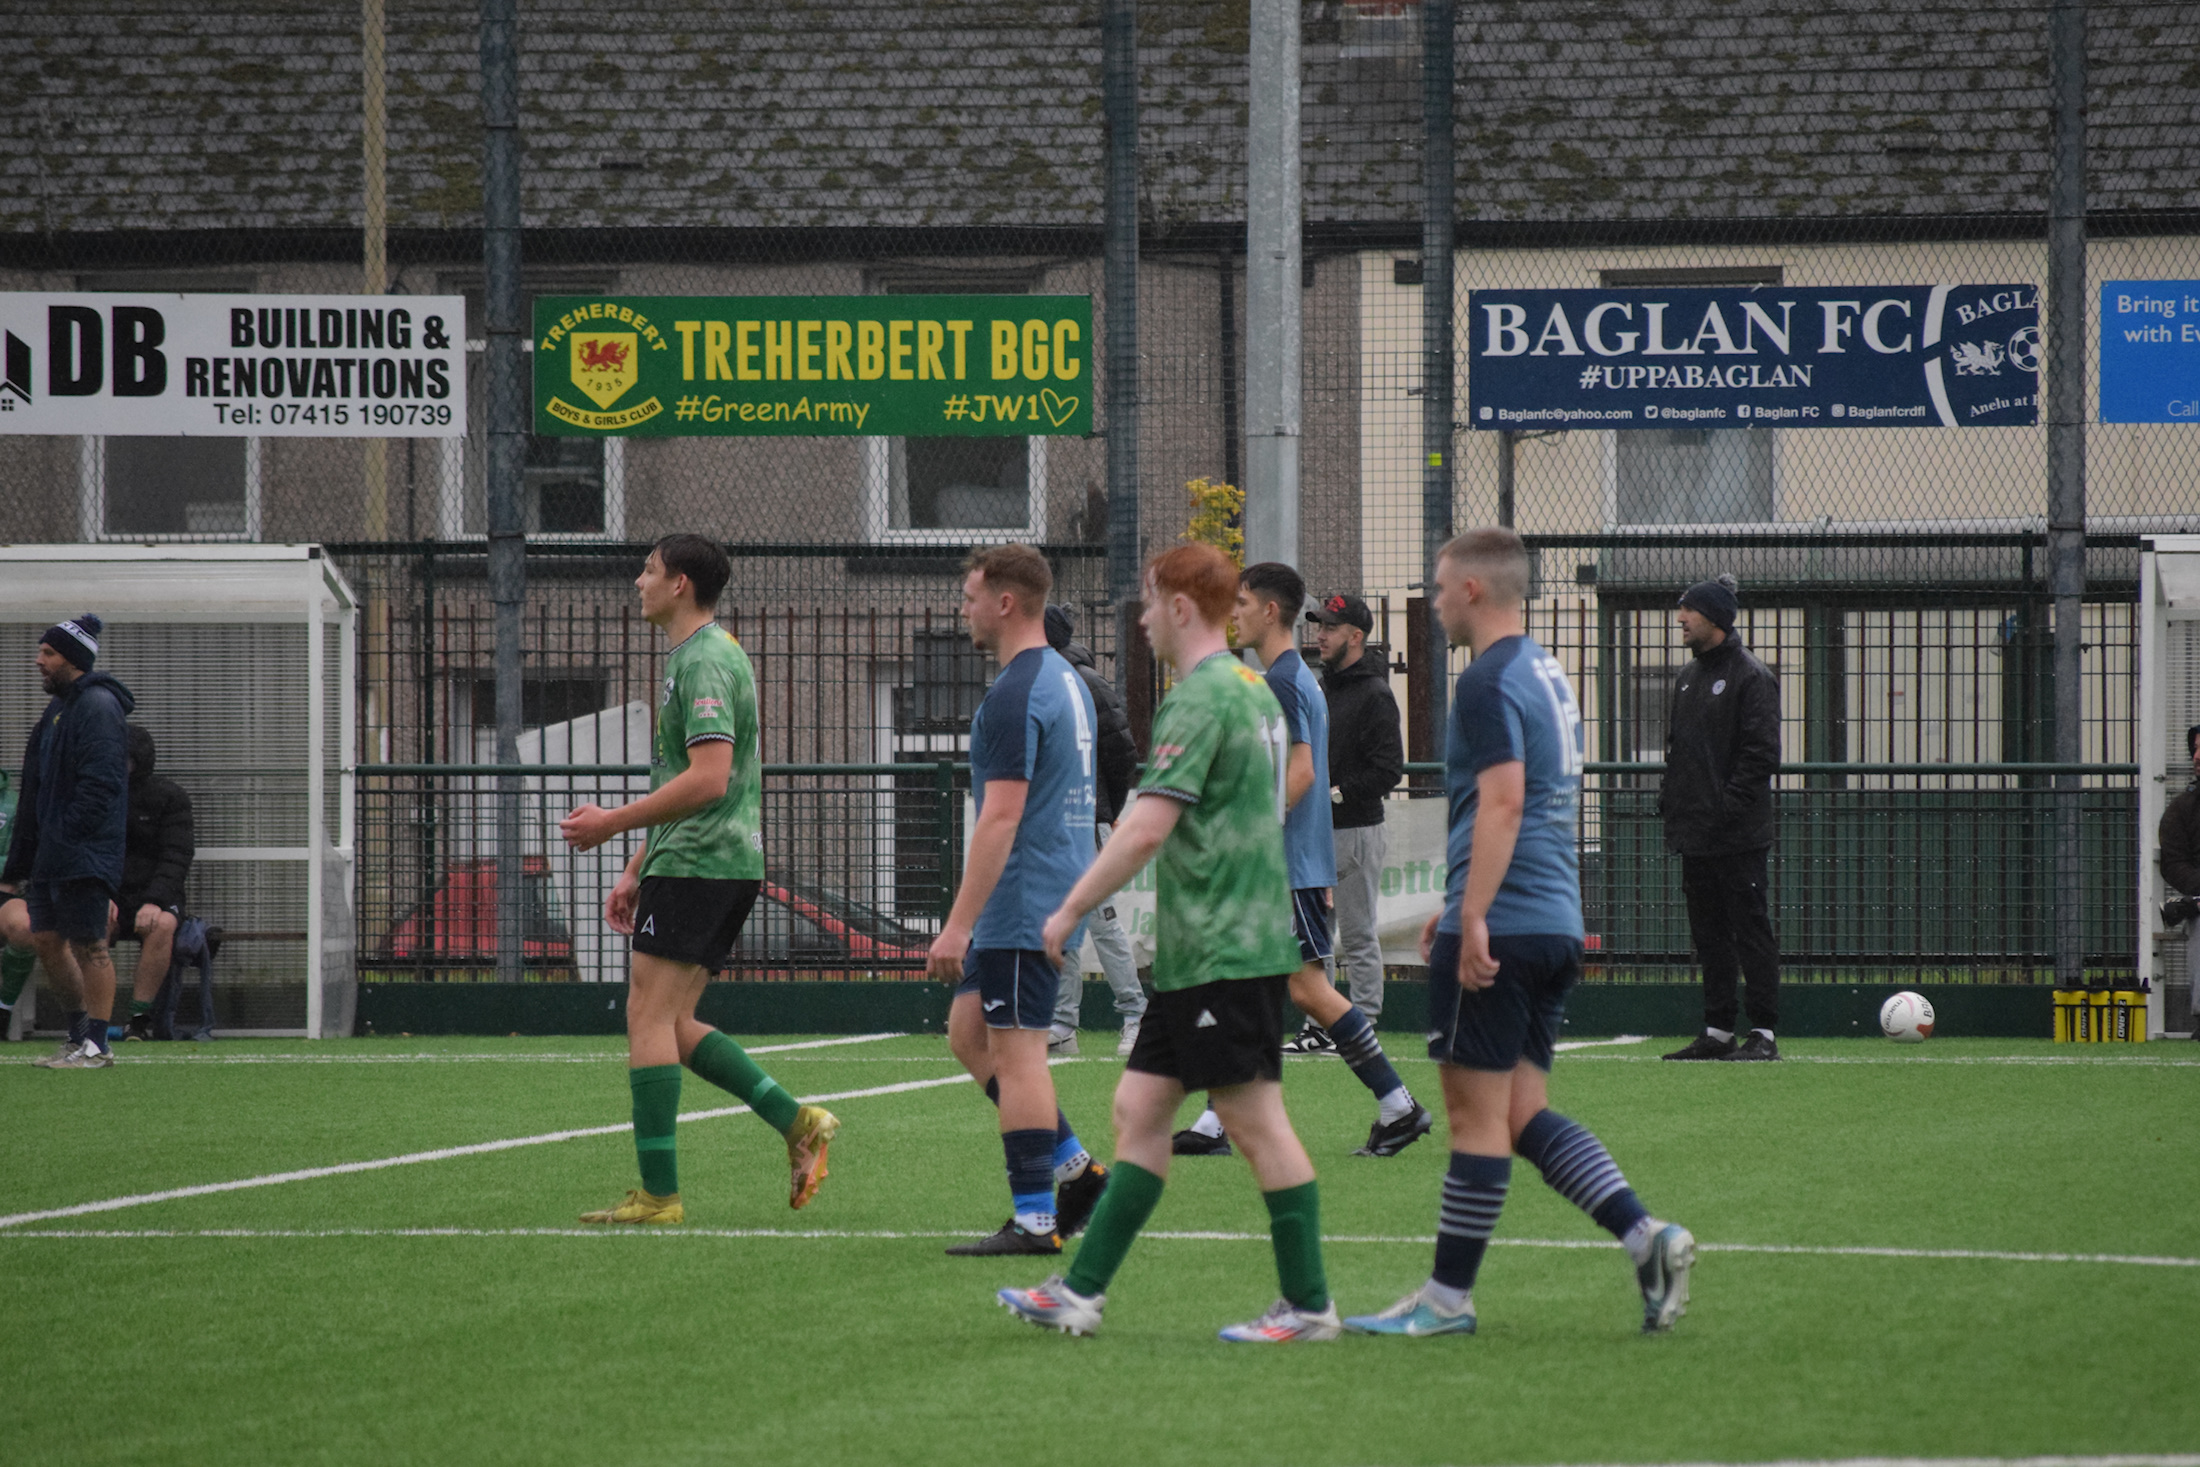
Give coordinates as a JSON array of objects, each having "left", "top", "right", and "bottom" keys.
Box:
[{"left": 0, "top": 293, "right": 466, "bottom": 436}]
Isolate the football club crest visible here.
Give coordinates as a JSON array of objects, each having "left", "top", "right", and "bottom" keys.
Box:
[{"left": 570, "top": 331, "right": 638, "bottom": 409}]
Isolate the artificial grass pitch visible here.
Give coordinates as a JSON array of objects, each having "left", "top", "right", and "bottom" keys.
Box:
[{"left": 1, "top": 1033, "right": 2194, "bottom": 1466}]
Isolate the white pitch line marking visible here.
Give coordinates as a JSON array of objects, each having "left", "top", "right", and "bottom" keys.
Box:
[
  {"left": 1554, "top": 1034, "right": 1650, "bottom": 1052},
  {"left": 1497, "top": 1459, "right": 2200, "bottom": 1467},
  {"left": 1560, "top": 1053, "right": 2200, "bottom": 1068},
  {"left": 0, "top": 1227, "right": 2190, "bottom": 1270},
  {"left": 70, "top": 1032, "right": 915, "bottom": 1065},
  {"left": 0, "top": 1070, "right": 973, "bottom": 1231}
]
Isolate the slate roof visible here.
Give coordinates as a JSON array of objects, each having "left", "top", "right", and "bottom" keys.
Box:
[{"left": 1, "top": 1, "right": 2194, "bottom": 240}]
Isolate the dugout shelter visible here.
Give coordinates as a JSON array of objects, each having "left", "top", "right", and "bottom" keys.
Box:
[
  {"left": 0, "top": 544, "right": 357, "bottom": 1038},
  {"left": 2139, "top": 535, "right": 2200, "bottom": 1038}
]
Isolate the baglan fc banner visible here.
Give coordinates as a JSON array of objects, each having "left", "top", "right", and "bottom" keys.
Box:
[
  {"left": 1466, "top": 284, "right": 2039, "bottom": 430},
  {"left": 0, "top": 293, "right": 466, "bottom": 436},
  {"left": 533, "top": 295, "right": 1094, "bottom": 437}
]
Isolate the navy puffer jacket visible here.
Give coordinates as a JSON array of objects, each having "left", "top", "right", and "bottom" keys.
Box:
[{"left": 1, "top": 669, "right": 136, "bottom": 891}]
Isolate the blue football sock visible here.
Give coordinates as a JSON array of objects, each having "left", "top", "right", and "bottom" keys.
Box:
[
  {"left": 1052, "top": 1109, "right": 1086, "bottom": 1171},
  {"left": 1003, "top": 1127, "right": 1057, "bottom": 1232},
  {"left": 1516, "top": 1108, "right": 1650, "bottom": 1238},
  {"left": 1326, "top": 1006, "right": 1405, "bottom": 1099},
  {"left": 1432, "top": 1151, "right": 1510, "bottom": 1292}
]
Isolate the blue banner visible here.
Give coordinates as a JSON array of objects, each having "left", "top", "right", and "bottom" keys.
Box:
[
  {"left": 2099, "top": 281, "right": 2200, "bottom": 423},
  {"left": 1466, "top": 285, "right": 2038, "bottom": 430}
]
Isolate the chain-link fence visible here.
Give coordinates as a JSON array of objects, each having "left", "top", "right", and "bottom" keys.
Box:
[{"left": 1, "top": 2, "right": 2190, "bottom": 1011}]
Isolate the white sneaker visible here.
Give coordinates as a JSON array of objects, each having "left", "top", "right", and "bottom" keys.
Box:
[
  {"left": 1046, "top": 1030, "right": 1080, "bottom": 1058},
  {"left": 52, "top": 1040, "right": 113, "bottom": 1069},
  {"left": 30, "top": 1038, "right": 76, "bottom": 1068},
  {"left": 1218, "top": 1298, "right": 1342, "bottom": 1343},
  {"left": 998, "top": 1275, "right": 1105, "bottom": 1336},
  {"left": 1116, "top": 1018, "right": 1140, "bottom": 1057}
]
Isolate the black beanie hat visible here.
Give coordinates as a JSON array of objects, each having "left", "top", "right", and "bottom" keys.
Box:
[
  {"left": 1678, "top": 575, "right": 1739, "bottom": 634},
  {"left": 1043, "top": 603, "right": 1074, "bottom": 652},
  {"left": 41, "top": 613, "right": 102, "bottom": 672}
]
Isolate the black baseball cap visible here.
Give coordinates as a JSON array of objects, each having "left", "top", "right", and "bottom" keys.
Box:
[{"left": 1306, "top": 593, "right": 1373, "bottom": 633}]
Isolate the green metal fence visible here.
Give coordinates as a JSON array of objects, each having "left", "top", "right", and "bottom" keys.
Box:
[{"left": 356, "top": 758, "right": 2136, "bottom": 985}]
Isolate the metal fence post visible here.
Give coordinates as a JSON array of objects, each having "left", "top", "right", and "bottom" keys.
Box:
[
  {"left": 481, "top": 0, "right": 527, "bottom": 981},
  {"left": 1421, "top": 0, "right": 1457, "bottom": 755},
  {"left": 2047, "top": 0, "right": 2087, "bottom": 988},
  {"left": 1103, "top": 0, "right": 1142, "bottom": 693},
  {"left": 935, "top": 758, "right": 958, "bottom": 922},
  {"left": 1243, "top": 0, "right": 1301, "bottom": 571}
]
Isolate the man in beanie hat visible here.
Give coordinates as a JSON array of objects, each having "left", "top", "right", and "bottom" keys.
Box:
[
  {"left": 2, "top": 614, "right": 135, "bottom": 1067},
  {"left": 1657, "top": 577, "right": 1784, "bottom": 1062}
]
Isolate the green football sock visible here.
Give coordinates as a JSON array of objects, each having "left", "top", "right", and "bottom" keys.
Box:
[
  {"left": 1065, "top": 1160, "right": 1164, "bottom": 1298},
  {"left": 130, "top": 999, "right": 153, "bottom": 1017},
  {"left": 1263, "top": 1180, "right": 1329, "bottom": 1312},
  {"left": 629, "top": 1064, "right": 682, "bottom": 1197},
  {"left": 0, "top": 945, "right": 32, "bottom": 1008},
  {"left": 686, "top": 1029, "right": 800, "bottom": 1135}
]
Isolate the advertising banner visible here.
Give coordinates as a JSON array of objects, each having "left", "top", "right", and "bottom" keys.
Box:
[
  {"left": 0, "top": 293, "right": 466, "bottom": 436},
  {"left": 2099, "top": 281, "right": 2200, "bottom": 423},
  {"left": 532, "top": 294, "right": 1093, "bottom": 437},
  {"left": 1466, "top": 284, "right": 2039, "bottom": 430}
]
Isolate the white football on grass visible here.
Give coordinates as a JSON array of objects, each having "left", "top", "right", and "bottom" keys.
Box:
[{"left": 1880, "top": 991, "right": 1935, "bottom": 1043}]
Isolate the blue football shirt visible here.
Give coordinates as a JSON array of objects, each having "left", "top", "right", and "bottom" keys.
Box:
[
  {"left": 1438, "top": 634, "right": 1584, "bottom": 939},
  {"left": 968, "top": 645, "right": 1098, "bottom": 951},
  {"left": 1264, "top": 647, "right": 1338, "bottom": 890}
]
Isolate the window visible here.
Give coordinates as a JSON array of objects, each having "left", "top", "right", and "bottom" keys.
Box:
[
  {"left": 863, "top": 269, "right": 1046, "bottom": 543},
  {"left": 82, "top": 434, "right": 262, "bottom": 541},
  {"left": 1601, "top": 267, "right": 1782, "bottom": 527},
  {"left": 440, "top": 277, "right": 624, "bottom": 539},
  {"left": 77, "top": 272, "right": 260, "bottom": 542}
]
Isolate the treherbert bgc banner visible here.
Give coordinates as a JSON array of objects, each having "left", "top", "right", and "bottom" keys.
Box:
[
  {"left": 1466, "top": 284, "right": 2039, "bottom": 429},
  {"left": 0, "top": 293, "right": 466, "bottom": 436},
  {"left": 533, "top": 295, "right": 1094, "bottom": 437}
]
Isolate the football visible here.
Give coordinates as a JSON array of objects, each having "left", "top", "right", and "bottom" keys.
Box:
[{"left": 1880, "top": 991, "right": 1936, "bottom": 1043}]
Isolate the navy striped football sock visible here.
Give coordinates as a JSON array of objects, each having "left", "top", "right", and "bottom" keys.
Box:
[
  {"left": 1515, "top": 1108, "right": 1650, "bottom": 1238},
  {"left": 1325, "top": 1005, "right": 1406, "bottom": 1099},
  {"left": 1431, "top": 1151, "right": 1510, "bottom": 1292},
  {"left": 1003, "top": 1127, "right": 1057, "bottom": 1234}
]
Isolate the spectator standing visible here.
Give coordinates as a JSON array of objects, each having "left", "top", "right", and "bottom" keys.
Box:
[
  {"left": 2156, "top": 722, "right": 2200, "bottom": 1038},
  {"left": 116, "top": 725, "right": 195, "bottom": 1042},
  {"left": 1, "top": 615, "right": 134, "bottom": 1069},
  {"left": 1044, "top": 604, "right": 1149, "bottom": 1057},
  {"left": 1308, "top": 593, "right": 1404, "bottom": 1022},
  {"left": 1657, "top": 577, "right": 1783, "bottom": 1063}
]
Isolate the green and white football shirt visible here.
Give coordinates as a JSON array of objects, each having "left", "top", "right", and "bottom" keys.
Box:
[
  {"left": 1136, "top": 651, "right": 1300, "bottom": 991},
  {"left": 640, "top": 624, "right": 765, "bottom": 881}
]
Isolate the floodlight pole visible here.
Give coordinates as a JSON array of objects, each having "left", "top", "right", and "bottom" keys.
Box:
[
  {"left": 1103, "top": 0, "right": 1141, "bottom": 695},
  {"left": 1243, "top": 0, "right": 1301, "bottom": 571},
  {"left": 2046, "top": 0, "right": 2087, "bottom": 989},
  {"left": 482, "top": 0, "right": 526, "bottom": 983},
  {"left": 1422, "top": 0, "right": 1457, "bottom": 753}
]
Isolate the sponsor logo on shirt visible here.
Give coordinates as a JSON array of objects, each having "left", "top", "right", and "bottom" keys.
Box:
[
  {"left": 692, "top": 695, "right": 725, "bottom": 719},
  {"left": 1231, "top": 665, "right": 1263, "bottom": 686},
  {"left": 1151, "top": 741, "right": 1186, "bottom": 772}
]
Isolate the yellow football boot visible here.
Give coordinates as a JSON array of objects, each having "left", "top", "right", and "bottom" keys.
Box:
[
  {"left": 785, "top": 1105, "right": 840, "bottom": 1210},
  {"left": 578, "top": 1189, "right": 684, "bottom": 1225}
]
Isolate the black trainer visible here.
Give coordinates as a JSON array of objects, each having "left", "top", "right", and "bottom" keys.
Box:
[
  {"left": 1661, "top": 1032, "right": 1737, "bottom": 1061},
  {"left": 123, "top": 1011, "right": 156, "bottom": 1043},
  {"left": 945, "top": 1220, "right": 1060, "bottom": 1256},
  {"left": 1720, "top": 1032, "right": 1780, "bottom": 1062},
  {"left": 1281, "top": 1022, "right": 1336, "bottom": 1056},
  {"left": 1170, "top": 1127, "right": 1233, "bottom": 1157},
  {"left": 1055, "top": 1161, "right": 1109, "bottom": 1239},
  {"left": 1353, "top": 1102, "right": 1435, "bottom": 1157}
]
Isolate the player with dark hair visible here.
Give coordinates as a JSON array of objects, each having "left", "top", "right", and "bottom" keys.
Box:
[
  {"left": 999, "top": 542, "right": 1338, "bottom": 1343},
  {"left": 1348, "top": 527, "right": 1694, "bottom": 1338},
  {"left": 560, "top": 535, "right": 837, "bottom": 1222},
  {"left": 931, "top": 543, "right": 1110, "bottom": 1255},
  {"left": 1174, "top": 562, "right": 1430, "bottom": 1160}
]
